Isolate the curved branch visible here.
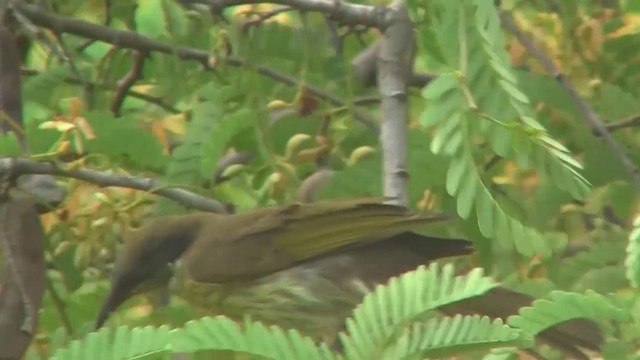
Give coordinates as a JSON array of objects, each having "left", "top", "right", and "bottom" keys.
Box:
[
  {"left": 111, "top": 50, "right": 147, "bottom": 117},
  {"left": 0, "top": 157, "right": 228, "bottom": 213}
]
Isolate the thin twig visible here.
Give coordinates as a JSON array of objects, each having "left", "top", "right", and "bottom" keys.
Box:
[
  {"left": 483, "top": 154, "right": 502, "bottom": 172},
  {"left": 604, "top": 116, "right": 640, "bottom": 133},
  {"left": 51, "top": 32, "right": 93, "bottom": 105},
  {"left": 44, "top": 275, "right": 73, "bottom": 335},
  {"left": 111, "top": 51, "right": 147, "bottom": 116},
  {"left": 241, "top": 5, "right": 294, "bottom": 31},
  {"left": 500, "top": 11, "right": 640, "bottom": 192}
]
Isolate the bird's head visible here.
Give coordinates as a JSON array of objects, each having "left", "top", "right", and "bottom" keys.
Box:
[{"left": 94, "top": 214, "right": 209, "bottom": 329}]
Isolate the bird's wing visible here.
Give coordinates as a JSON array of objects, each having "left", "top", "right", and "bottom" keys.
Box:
[
  {"left": 237, "top": 198, "right": 450, "bottom": 261},
  {"left": 184, "top": 198, "right": 450, "bottom": 284}
]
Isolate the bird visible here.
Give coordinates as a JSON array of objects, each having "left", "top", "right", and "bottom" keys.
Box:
[{"left": 94, "top": 198, "right": 603, "bottom": 359}]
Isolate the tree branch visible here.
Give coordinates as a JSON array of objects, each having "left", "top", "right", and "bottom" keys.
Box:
[
  {"left": 0, "top": 157, "right": 228, "bottom": 213},
  {"left": 377, "top": 0, "right": 413, "bottom": 206},
  {"left": 351, "top": 40, "right": 436, "bottom": 89},
  {"left": 604, "top": 115, "right": 640, "bottom": 133},
  {"left": 500, "top": 11, "right": 640, "bottom": 192},
  {"left": 192, "top": 0, "right": 388, "bottom": 28},
  {"left": 111, "top": 50, "right": 147, "bottom": 117}
]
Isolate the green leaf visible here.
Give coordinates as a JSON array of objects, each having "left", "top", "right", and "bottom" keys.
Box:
[
  {"left": 456, "top": 171, "right": 477, "bottom": 219},
  {"left": 341, "top": 263, "right": 498, "bottom": 360},
  {"left": 135, "top": 0, "right": 166, "bottom": 38},
  {"left": 476, "top": 190, "right": 494, "bottom": 238},
  {"left": 508, "top": 290, "right": 627, "bottom": 336},
  {"left": 446, "top": 156, "right": 467, "bottom": 196},
  {"left": 382, "top": 315, "right": 530, "bottom": 359},
  {"left": 50, "top": 325, "right": 172, "bottom": 360},
  {"left": 171, "top": 316, "right": 335, "bottom": 360},
  {"left": 422, "top": 73, "right": 458, "bottom": 100}
]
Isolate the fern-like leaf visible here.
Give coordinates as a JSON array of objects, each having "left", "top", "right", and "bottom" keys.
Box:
[
  {"left": 418, "top": 0, "right": 590, "bottom": 256},
  {"left": 171, "top": 315, "right": 336, "bottom": 360},
  {"left": 507, "top": 290, "right": 627, "bottom": 336},
  {"left": 549, "top": 241, "right": 626, "bottom": 288},
  {"left": 340, "top": 263, "right": 497, "bottom": 360},
  {"left": 382, "top": 315, "right": 531, "bottom": 360},
  {"left": 49, "top": 325, "right": 172, "bottom": 360}
]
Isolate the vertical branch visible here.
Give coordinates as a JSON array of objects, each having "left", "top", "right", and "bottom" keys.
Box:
[
  {"left": 377, "top": 0, "right": 414, "bottom": 206},
  {"left": 111, "top": 50, "right": 147, "bottom": 117},
  {"left": 0, "top": 15, "right": 47, "bottom": 359},
  {"left": 0, "top": 18, "right": 66, "bottom": 213},
  {"left": 0, "top": 23, "right": 27, "bottom": 152}
]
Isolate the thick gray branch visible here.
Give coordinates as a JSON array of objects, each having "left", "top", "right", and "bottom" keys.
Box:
[{"left": 377, "top": 0, "right": 413, "bottom": 206}]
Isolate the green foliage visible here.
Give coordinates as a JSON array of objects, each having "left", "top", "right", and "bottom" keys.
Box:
[
  {"left": 173, "top": 316, "right": 336, "bottom": 360},
  {"left": 381, "top": 315, "right": 528, "bottom": 360},
  {"left": 508, "top": 290, "right": 627, "bottom": 336},
  {"left": 340, "top": 263, "right": 524, "bottom": 359},
  {"left": 49, "top": 325, "right": 172, "bottom": 360}
]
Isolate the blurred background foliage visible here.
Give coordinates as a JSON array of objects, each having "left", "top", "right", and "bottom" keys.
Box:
[{"left": 6, "top": 0, "right": 640, "bottom": 358}]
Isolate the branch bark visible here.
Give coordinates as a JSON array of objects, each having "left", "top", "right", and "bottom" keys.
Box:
[
  {"left": 189, "top": 0, "right": 388, "bottom": 28},
  {"left": 352, "top": 40, "right": 435, "bottom": 89},
  {"left": 0, "top": 157, "right": 227, "bottom": 213},
  {"left": 0, "top": 19, "right": 62, "bottom": 359},
  {"left": 377, "top": 0, "right": 413, "bottom": 206}
]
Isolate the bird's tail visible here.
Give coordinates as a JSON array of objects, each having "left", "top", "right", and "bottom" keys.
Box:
[{"left": 440, "top": 287, "right": 603, "bottom": 360}]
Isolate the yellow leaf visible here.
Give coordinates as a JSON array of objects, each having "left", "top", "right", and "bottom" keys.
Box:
[
  {"left": 607, "top": 15, "right": 640, "bottom": 38},
  {"left": 40, "top": 121, "right": 76, "bottom": 132},
  {"left": 150, "top": 120, "right": 170, "bottom": 155},
  {"left": 131, "top": 84, "right": 155, "bottom": 94},
  {"left": 69, "top": 98, "right": 84, "bottom": 118},
  {"left": 162, "top": 113, "right": 188, "bottom": 135},
  {"left": 74, "top": 117, "right": 96, "bottom": 139},
  {"left": 57, "top": 140, "right": 71, "bottom": 154},
  {"left": 492, "top": 176, "right": 514, "bottom": 185},
  {"left": 266, "top": 100, "right": 291, "bottom": 110}
]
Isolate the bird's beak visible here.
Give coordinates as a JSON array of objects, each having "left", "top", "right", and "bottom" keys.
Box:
[
  {"left": 94, "top": 266, "right": 174, "bottom": 330},
  {"left": 94, "top": 278, "right": 137, "bottom": 330}
]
